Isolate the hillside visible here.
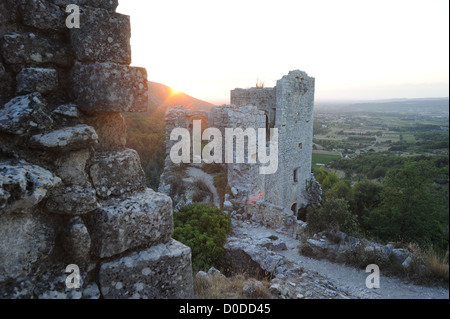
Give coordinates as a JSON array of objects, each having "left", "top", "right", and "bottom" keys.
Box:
[{"left": 148, "top": 81, "right": 215, "bottom": 112}]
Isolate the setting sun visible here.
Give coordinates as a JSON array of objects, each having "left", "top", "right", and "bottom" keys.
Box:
[{"left": 169, "top": 87, "right": 181, "bottom": 97}]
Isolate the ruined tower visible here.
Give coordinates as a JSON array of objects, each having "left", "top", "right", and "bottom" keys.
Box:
[{"left": 161, "top": 71, "right": 321, "bottom": 235}]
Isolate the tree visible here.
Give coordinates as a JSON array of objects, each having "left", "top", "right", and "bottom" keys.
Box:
[
  {"left": 352, "top": 179, "right": 383, "bottom": 218},
  {"left": 306, "top": 194, "right": 358, "bottom": 235},
  {"left": 363, "top": 161, "right": 448, "bottom": 251}
]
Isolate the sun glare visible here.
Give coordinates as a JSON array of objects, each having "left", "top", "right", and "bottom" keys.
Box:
[{"left": 170, "top": 87, "right": 181, "bottom": 97}]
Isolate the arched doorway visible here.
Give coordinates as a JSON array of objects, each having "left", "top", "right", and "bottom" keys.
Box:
[
  {"left": 291, "top": 203, "right": 297, "bottom": 217},
  {"left": 297, "top": 206, "right": 308, "bottom": 222}
]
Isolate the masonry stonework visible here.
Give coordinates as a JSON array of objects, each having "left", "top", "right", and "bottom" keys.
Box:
[
  {"left": 161, "top": 71, "right": 322, "bottom": 236},
  {"left": 0, "top": 1, "right": 193, "bottom": 299}
]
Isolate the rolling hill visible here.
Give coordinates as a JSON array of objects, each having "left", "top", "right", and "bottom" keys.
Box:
[{"left": 147, "top": 81, "right": 215, "bottom": 113}]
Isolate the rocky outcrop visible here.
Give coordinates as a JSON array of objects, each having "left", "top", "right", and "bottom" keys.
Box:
[{"left": 0, "top": 1, "right": 193, "bottom": 299}]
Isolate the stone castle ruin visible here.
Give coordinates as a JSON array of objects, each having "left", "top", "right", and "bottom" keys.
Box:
[
  {"left": 161, "top": 71, "right": 322, "bottom": 236},
  {"left": 0, "top": 0, "right": 193, "bottom": 298}
]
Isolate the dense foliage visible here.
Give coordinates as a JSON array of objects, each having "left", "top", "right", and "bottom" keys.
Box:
[
  {"left": 124, "top": 108, "right": 166, "bottom": 190},
  {"left": 330, "top": 152, "right": 449, "bottom": 180},
  {"left": 309, "top": 157, "right": 449, "bottom": 254},
  {"left": 172, "top": 204, "right": 231, "bottom": 272}
]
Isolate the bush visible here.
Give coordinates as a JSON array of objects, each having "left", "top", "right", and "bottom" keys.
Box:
[
  {"left": 306, "top": 195, "right": 358, "bottom": 235},
  {"left": 173, "top": 204, "right": 231, "bottom": 272}
]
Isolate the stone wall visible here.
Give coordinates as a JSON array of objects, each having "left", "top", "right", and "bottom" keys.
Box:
[{"left": 0, "top": 0, "right": 193, "bottom": 299}]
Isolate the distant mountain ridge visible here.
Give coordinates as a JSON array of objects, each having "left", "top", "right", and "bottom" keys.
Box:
[
  {"left": 315, "top": 97, "right": 449, "bottom": 114},
  {"left": 148, "top": 81, "right": 215, "bottom": 113}
]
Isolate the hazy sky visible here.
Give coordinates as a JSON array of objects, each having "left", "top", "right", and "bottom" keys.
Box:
[{"left": 117, "top": 0, "right": 449, "bottom": 104}]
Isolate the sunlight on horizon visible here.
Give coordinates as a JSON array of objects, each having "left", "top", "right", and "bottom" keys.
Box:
[{"left": 118, "top": 0, "right": 449, "bottom": 104}]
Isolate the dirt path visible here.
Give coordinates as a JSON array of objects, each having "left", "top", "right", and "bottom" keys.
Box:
[{"left": 233, "top": 221, "right": 449, "bottom": 299}]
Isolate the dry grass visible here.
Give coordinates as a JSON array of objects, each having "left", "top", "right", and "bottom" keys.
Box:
[
  {"left": 192, "top": 178, "right": 214, "bottom": 204},
  {"left": 255, "top": 79, "right": 265, "bottom": 89},
  {"left": 194, "top": 273, "right": 272, "bottom": 299},
  {"left": 426, "top": 249, "right": 449, "bottom": 282}
]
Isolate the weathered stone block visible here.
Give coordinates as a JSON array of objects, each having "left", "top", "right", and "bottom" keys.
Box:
[
  {"left": 0, "top": 0, "right": 19, "bottom": 24},
  {"left": 55, "top": 149, "right": 91, "bottom": 186},
  {"left": 29, "top": 125, "right": 98, "bottom": 151},
  {"left": 52, "top": 0, "right": 119, "bottom": 11},
  {"left": 16, "top": 68, "right": 59, "bottom": 94},
  {"left": 0, "top": 160, "right": 62, "bottom": 216},
  {"left": 61, "top": 217, "right": 92, "bottom": 262},
  {"left": 20, "top": 0, "right": 66, "bottom": 31},
  {"left": 89, "top": 149, "right": 146, "bottom": 198},
  {"left": 84, "top": 112, "right": 127, "bottom": 150},
  {"left": 1, "top": 32, "right": 69, "bottom": 67},
  {"left": 0, "top": 62, "right": 9, "bottom": 82},
  {"left": 71, "top": 62, "right": 148, "bottom": 113},
  {"left": 52, "top": 104, "right": 80, "bottom": 119},
  {"left": 45, "top": 186, "right": 99, "bottom": 215},
  {"left": 70, "top": 6, "right": 131, "bottom": 64},
  {"left": 0, "top": 93, "right": 53, "bottom": 135},
  {"left": 99, "top": 239, "right": 194, "bottom": 299},
  {"left": 0, "top": 62, "right": 12, "bottom": 106},
  {"left": 0, "top": 212, "right": 55, "bottom": 282},
  {"left": 87, "top": 189, "right": 173, "bottom": 258}
]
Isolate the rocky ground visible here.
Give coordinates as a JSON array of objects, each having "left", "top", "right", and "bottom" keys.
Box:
[{"left": 225, "top": 219, "right": 449, "bottom": 299}]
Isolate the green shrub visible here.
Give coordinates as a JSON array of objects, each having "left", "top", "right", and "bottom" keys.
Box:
[
  {"left": 173, "top": 204, "right": 231, "bottom": 272},
  {"left": 306, "top": 195, "right": 358, "bottom": 235}
]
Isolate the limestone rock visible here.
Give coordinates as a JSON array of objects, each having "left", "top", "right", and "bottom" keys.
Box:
[
  {"left": 0, "top": 62, "right": 9, "bottom": 81},
  {"left": 70, "top": 6, "right": 131, "bottom": 64},
  {"left": 29, "top": 125, "right": 98, "bottom": 151},
  {"left": 99, "top": 239, "right": 193, "bottom": 299},
  {"left": 45, "top": 186, "right": 99, "bottom": 216},
  {"left": 0, "top": 160, "right": 62, "bottom": 216},
  {"left": 0, "top": 212, "right": 55, "bottom": 282},
  {"left": 304, "top": 174, "right": 323, "bottom": 205},
  {"left": 55, "top": 149, "right": 91, "bottom": 186},
  {"left": 1, "top": 32, "right": 69, "bottom": 67},
  {"left": 0, "top": 93, "right": 52, "bottom": 135},
  {"left": 87, "top": 188, "right": 173, "bottom": 258},
  {"left": 392, "top": 248, "right": 410, "bottom": 265},
  {"left": 16, "top": 68, "right": 59, "bottom": 94},
  {"left": 71, "top": 61, "right": 148, "bottom": 113},
  {"left": 223, "top": 200, "right": 233, "bottom": 211},
  {"left": 61, "top": 217, "right": 91, "bottom": 262},
  {"left": 52, "top": 104, "right": 80, "bottom": 119},
  {"left": 402, "top": 255, "right": 414, "bottom": 269},
  {"left": 20, "top": 0, "right": 66, "bottom": 31},
  {"left": 84, "top": 112, "right": 127, "bottom": 150},
  {"left": 32, "top": 261, "right": 98, "bottom": 299},
  {"left": 89, "top": 149, "right": 146, "bottom": 199},
  {"left": 0, "top": 0, "right": 19, "bottom": 24},
  {"left": 0, "top": 62, "right": 12, "bottom": 106},
  {"left": 52, "top": 0, "right": 119, "bottom": 11}
]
